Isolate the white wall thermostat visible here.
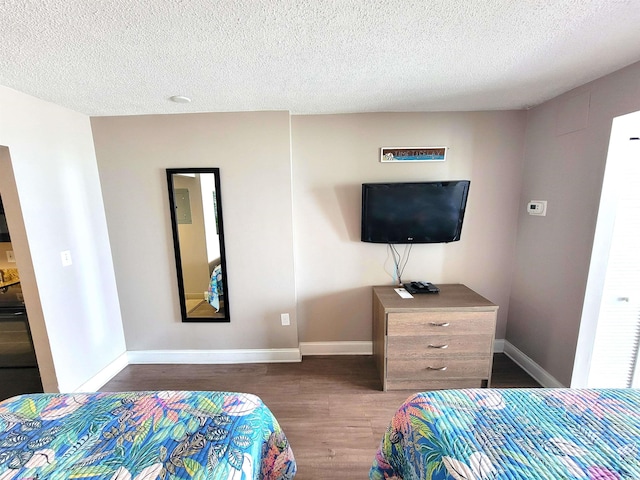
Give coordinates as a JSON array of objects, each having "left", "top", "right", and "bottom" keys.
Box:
[{"left": 527, "top": 200, "right": 547, "bottom": 216}]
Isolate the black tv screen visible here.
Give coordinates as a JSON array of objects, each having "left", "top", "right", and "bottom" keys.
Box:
[{"left": 361, "top": 181, "right": 470, "bottom": 244}]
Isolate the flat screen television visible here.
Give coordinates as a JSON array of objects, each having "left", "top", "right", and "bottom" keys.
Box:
[{"left": 361, "top": 180, "right": 470, "bottom": 244}]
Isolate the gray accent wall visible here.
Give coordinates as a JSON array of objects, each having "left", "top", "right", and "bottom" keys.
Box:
[
  {"left": 291, "top": 112, "right": 526, "bottom": 343},
  {"left": 91, "top": 112, "right": 299, "bottom": 352},
  {"left": 508, "top": 61, "right": 640, "bottom": 386}
]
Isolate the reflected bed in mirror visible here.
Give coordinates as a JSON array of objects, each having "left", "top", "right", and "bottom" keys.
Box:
[{"left": 167, "top": 168, "right": 230, "bottom": 322}]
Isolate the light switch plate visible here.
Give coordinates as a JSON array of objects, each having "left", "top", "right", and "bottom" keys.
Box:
[
  {"left": 6, "top": 250, "right": 15, "bottom": 263},
  {"left": 61, "top": 250, "right": 72, "bottom": 267}
]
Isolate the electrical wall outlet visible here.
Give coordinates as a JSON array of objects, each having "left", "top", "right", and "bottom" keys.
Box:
[{"left": 280, "top": 313, "right": 290, "bottom": 326}]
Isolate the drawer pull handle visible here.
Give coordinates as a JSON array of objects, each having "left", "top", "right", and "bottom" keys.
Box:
[
  {"left": 427, "top": 366, "right": 448, "bottom": 371},
  {"left": 428, "top": 344, "right": 449, "bottom": 349},
  {"left": 429, "top": 322, "right": 450, "bottom": 327}
]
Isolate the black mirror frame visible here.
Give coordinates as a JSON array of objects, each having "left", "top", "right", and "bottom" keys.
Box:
[{"left": 166, "top": 168, "right": 230, "bottom": 322}]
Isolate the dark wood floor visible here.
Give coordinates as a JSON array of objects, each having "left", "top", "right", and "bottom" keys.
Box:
[{"left": 100, "top": 353, "right": 539, "bottom": 479}]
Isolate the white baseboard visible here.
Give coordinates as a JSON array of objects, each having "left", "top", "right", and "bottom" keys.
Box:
[
  {"left": 75, "top": 341, "right": 558, "bottom": 391},
  {"left": 72, "top": 352, "right": 129, "bottom": 393},
  {"left": 503, "top": 340, "right": 564, "bottom": 388},
  {"left": 127, "top": 348, "right": 302, "bottom": 364},
  {"left": 299, "top": 341, "right": 373, "bottom": 356}
]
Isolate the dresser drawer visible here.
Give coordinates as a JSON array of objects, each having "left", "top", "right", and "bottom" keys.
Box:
[
  {"left": 387, "top": 334, "right": 494, "bottom": 357},
  {"left": 385, "top": 378, "right": 484, "bottom": 391},
  {"left": 373, "top": 284, "right": 498, "bottom": 391},
  {"left": 387, "top": 311, "right": 495, "bottom": 336},
  {"left": 387, "top": 355, "right": 492, "bottom": 380}
]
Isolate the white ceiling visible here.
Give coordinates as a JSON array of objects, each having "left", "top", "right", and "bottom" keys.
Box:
[{"left": 2, "top": 0, "right": 640, "bottom": 117}]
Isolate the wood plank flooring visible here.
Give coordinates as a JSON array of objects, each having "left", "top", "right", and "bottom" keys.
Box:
[{"left": 101, "top": 354, "right": 539, "bottom": 479}]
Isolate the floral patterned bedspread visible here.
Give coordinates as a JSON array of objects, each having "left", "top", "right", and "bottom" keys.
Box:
[
  {"left": 371, "top": 388, "right": 640, "bottom": 480},
  {"left": 208, "top": 264, "right": 223, "bottom": 312},
  {"left": 0, "top": 391, "right": 296, "bottom": 479}
]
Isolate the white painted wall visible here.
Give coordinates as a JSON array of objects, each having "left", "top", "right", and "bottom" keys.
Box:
[
  {"left": 291, "top": 112, "right": 526, "bottom": 343},
  {"left": 91, "top": 112, "right": 299, "bottom": 351},
  {"left": 508, "top": 61, "right": 640, "bottom": 386},
  {"left": 0, "top": 85, "right": 126, "bottom": 392}
]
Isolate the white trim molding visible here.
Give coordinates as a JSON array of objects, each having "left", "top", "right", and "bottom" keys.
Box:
[
  {"left": 299, "top": 341, "right": 373, "bottom": 356},
  {"left": 127, "top": 348, "right": 302, "bottom": 364},
  {"left": 503, "top": 340, "right": 564, "bottom": 388},
  {"left": 74, "top": 341, "right": 558, "bottom": 392},
  {"left": 72, "top": 352, "right": 129, "bottom": 393}
]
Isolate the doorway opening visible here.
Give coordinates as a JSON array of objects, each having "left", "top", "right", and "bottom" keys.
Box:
[{"left": 0, "top": 187, "right": 43, "bottom": 399}]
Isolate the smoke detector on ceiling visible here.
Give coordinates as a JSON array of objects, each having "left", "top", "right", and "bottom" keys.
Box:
[{"left": 169, "top": 95, "right": 191, "bottom": 103}]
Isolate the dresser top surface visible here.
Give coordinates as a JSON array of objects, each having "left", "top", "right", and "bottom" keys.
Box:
[{"left": 373, "top": 284, "right": 498, "bottom": 311}]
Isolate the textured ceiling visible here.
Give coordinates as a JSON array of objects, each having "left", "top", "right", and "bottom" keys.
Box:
[{"left": 2, "top": 0, "right": 640, "bottom": 116}]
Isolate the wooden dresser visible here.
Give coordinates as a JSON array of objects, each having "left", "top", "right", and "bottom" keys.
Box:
[{"left": 373, "top": 284, "right": 498, "bottom": 391}]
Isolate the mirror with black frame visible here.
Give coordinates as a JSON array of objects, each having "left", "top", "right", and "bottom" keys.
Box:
[{"left": 166, "top": 168, "right": 230, "bottom": 322}]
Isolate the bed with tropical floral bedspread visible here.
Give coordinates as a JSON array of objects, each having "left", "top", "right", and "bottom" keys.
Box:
[
  {"left": 370, "top": 388, "right": 640, "bottom": 480},
  {"left": 0, "top": 390, "right": 296, "bottom": 480}
]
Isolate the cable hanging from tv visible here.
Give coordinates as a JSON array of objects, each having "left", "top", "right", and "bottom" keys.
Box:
[{"left": 388, "top": 243, "right": 412, "bottom": 285}]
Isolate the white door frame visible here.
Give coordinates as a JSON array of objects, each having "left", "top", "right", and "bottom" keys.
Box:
[{"left": 572, "top": 110, "right": 640, "bottom": 387}]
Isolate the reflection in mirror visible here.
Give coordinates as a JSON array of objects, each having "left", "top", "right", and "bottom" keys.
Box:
[{"left": 167, "top": 168, "right": 229, "bottom": 322}]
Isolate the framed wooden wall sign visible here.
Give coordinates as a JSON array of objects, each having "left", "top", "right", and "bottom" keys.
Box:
[{"left": 380, "top": 147, "right": 447, "bottom": 163}]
